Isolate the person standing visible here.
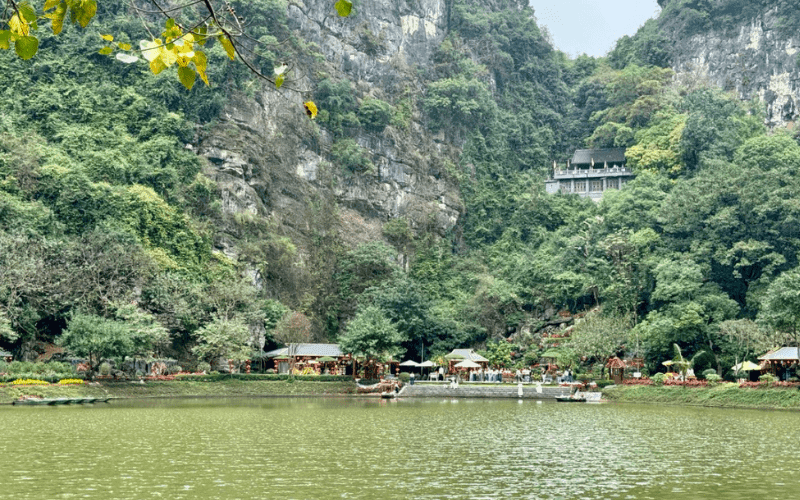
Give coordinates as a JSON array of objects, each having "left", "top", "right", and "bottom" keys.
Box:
[{"left": 410, "top": 372, "right": 415, "bottom": 385}]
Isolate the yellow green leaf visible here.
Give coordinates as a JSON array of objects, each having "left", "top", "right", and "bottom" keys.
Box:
[
  {"left": 98, "top": 46, "right": 113, "bottom": 55},
  {"left": 100, "top": 34, "right": 114, "bottom": 42},
  {"left": 140, "top": 39, "right": 161, "bottom": 62},
  {"left": 0, "top": 31, "right": 10, "bottom": 50},
  {"left": 275, "top": 74, "right": 285, "bottom": 89},
  {"left": 50, "top": 3, "right": 66, "bottom": 35},
  {"left": 160, "top": 48, "right": 177, "bottom": 67},
  {"left": 76, "top": 0, "right": 97, "bottom": 28},
  {"left": 178, "top": 66, "right": 196, "bottom": 90},
  {"left": 14, "top": 35, "right": 38, "bottom": 60},
  {"left": 44, "top": 0, "right": 60, "bottom": 11},
  {"left": 118, "top": 42, "right": 131, "bottom": 51},
  {"left": 334, "top": 0, "right": 352, "bottom": 17},
  {"left": 304, "top": 101, "right": 318, "bottom": 119},
  {"left": 150, "top": 57, "right": 167, "bottom": 75},
  {"left": 9, "top": 14, "right": 29, "bottom": 36},
  {"left": 217, "top": 34, "right": 235, "bottom": 60},
  {"left": 193, "top": 50, "right": 207, "bottom": 72},
  {"left": 19, "top": 3, "right": 37, "bottom": 22}
]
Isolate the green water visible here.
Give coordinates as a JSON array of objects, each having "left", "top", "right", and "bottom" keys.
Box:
[{"left": 0, "top": 397, "right": 798, "bottom": 499}]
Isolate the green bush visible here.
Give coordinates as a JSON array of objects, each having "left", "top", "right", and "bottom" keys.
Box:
[
  {"left": 99, "top": 363, "right": 112, "bottom": 376},
  {"left": 701, "top": 368, "right": 717, "bottom": 379},
  {"left": 358, "top": 98, "right": 394, "bottom": 132},
  {"left": 577, "top": 373, "right": 593, "bottom": 383},
  {"left": 651, "top": 373, "right": 667, "bottom": 386},
  {"left": 398, "top": 372, "right": 410, "bottom": 383},
  {"left": 759, "top": 373, "right": 777, "bottom": 385},
  {"left": 706, "top": 374, "right": 722, "bottom": 384},
  {"left": 595, "top": 379, "right": 615, "bottom": 388},
  {"left": 197, "top": 362, "right": 212, "bottom": 373},
  {"left": 331, "top": 139, "right": 374, "bottom": 174}
]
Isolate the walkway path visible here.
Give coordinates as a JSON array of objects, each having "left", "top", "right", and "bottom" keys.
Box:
[{"left": 399, "top": 382, "right": 571, "bottom": 399}]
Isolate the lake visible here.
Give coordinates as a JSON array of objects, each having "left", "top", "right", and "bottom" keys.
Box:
[{"left": 0, "top": 397, "right": 798, "bottom": 499}]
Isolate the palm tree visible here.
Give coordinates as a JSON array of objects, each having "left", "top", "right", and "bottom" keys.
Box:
[{"left": 671, "top": 343, "right": 705, "bottom": 381}]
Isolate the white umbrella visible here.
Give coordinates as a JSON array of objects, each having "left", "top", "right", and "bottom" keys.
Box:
[
  {"left": 399, "top": 360, "right": 420, "bottom": 367},
  {"left": 419, "top": 360, "right": 436, "bottom": 367},
  {"left": 454, "top": 359, "right": 481, "bottom": 369}
]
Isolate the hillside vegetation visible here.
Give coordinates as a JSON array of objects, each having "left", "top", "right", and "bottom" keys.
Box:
[{"left": 1, "top": 0, "right": 799, "bottom": 379}]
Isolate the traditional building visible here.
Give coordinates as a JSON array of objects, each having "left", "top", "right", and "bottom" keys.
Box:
[{"left": 545, "top": 148, "right": 634, "bottom": 201}]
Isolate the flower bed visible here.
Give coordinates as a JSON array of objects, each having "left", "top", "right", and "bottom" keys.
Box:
[
  {"left": 11, "top": 378, "right": 49, "bottom": 385},
  {"left": 663, "top": 379, "right": 708, "bottom": 387},
  {"left": 622, "top": 378, "right": 652, "bottom": 385},
  {"left": 57, "top": 379, "right": 84, "bottom": 385}
]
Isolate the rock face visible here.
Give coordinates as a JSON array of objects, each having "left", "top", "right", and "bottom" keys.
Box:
[
  {"left": 669, "top": 6, "right": 800, "bottom": 128},
  {"left": 198, "top": 0, "right": 462, "bottom": 261}
]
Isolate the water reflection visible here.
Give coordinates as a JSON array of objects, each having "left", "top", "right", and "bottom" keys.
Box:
[{"left": 0, "top": 398, "right": 798, "bottom": 499}]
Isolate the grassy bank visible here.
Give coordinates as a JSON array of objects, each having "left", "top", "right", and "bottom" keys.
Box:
[
  {"left": 604, "top": 383, "right": 800, "bottom": 410},
  {"left": 0, "top": 379, "right": 358, "bottom": 404}
]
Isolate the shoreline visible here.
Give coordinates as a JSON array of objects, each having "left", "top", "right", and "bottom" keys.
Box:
[{"left": 603, "top": 383, "right": 800, "bottom": 411}]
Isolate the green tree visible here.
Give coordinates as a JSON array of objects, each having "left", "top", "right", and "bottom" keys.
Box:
[
  {"left": 759, "top": 268, "right": 800, "bottom": 351},
  {"left": 339, "top": 305, "right": 404, "bottom": 367},
  {"left": 59, "top": 312, "right": 160, "bottom": 375},
  {"left": 191, "top": 316, "right": 252, "bottom": 368}
]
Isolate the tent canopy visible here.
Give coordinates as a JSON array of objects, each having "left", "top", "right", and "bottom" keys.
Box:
[
  {"left": 399, "top": 360, "right": 420, "bottom": 367},
  {"left": 454, "top": 359, "right": 481, "bottom": 369}
]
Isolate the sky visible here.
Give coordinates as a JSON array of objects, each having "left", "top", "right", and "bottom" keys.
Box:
[{"left": 529, "top": 1, "right": 662, "bottom": 58}]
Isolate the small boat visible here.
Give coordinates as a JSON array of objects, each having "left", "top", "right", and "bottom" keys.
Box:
[
  {"left": 555, "top": 395, "right": 586, "bottom": 402},
  {"left": 381, "top": 392, "right": 397, "bottom": 399}
]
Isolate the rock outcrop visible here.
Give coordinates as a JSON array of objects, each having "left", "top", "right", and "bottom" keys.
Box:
[
  {"left": 669, "top": 5, "right": 800, "bottom": 128},
  {"left": 198, "top": 0, "right": 462, "bottom": 261}
]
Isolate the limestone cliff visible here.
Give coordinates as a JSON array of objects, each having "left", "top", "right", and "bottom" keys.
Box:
[
  {"left": 198, "top": 0, "right": 462, "bottom": 262},
  {"left": 666, "top": 4, "right": 800, "bottom": 128}
]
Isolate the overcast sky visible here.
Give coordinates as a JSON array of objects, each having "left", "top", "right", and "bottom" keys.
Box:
[{"left": 529, "top": 1, "right": 662, "bottom": 58}]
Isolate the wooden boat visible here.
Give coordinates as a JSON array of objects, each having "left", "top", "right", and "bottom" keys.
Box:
[
  {"left": 555, "top": 395, "right": 586, "bottom": 402},
  {"left": 13, "top": 397, "right": 110, "bottom": 406}
]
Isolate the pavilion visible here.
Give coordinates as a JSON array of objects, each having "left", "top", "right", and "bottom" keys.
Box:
[{"left": 758, "top": 347, "right": 800, "bottom": 380}]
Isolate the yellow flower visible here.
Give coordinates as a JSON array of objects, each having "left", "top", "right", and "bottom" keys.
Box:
[{"left": 304, "top": 101, "right": 318, "bottom": 119}]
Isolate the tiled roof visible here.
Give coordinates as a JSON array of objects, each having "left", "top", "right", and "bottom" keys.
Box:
[
  {"left": 450, "top": 349, "right": 489, "bottom": 363},
  {"left": 266, "top": 344, "right": 344, "bottom": 357},
  {"left": 571, "top": 148, "right": 626, "bottom": 166},
  {"left": 758, "top": 347, "right": 800, "bottom": 361}
]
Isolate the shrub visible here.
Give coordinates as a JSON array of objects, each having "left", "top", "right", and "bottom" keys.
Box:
[
  {"left": 702, "top": 368, "right": 717, "bottom": 379},
  {"left": 759, "top": 373, "right": 777, "bottom": 385},
  {"left": 357, "top": 378, "right": 380, "bottom": 386},
  {"left": 595, "top": 379, "right": 615, "bottom": 388},
  {"left": 577, "top": 373, "right": 593, "bottom": 383},
  {"left": 168, "top": 364, "right": 183, "bottom": 375},
  {"left": 197, "top": 362, "right": 211, "bottom": 373},
  {"left": 99, "top": 362, "right": 112, "bottom": 376},
  {"left": 398, "top": 372, "right": 410, "bottom": 383},
  {"left": 651, "top": 373, "right": 667, "bottom": 386},
  {"left": 358, "top": 98, "right": 394, "bottom": 132},
  {"left": 706, "top": 374, "right": 722, "bottom": 384},
  {"left": 331, "top": 139, "right": 374, "bottom": 174}
]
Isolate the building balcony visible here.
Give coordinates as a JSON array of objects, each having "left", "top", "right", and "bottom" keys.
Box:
[{"left": 552, "top": 166, "right": 633, "bottom": 180}]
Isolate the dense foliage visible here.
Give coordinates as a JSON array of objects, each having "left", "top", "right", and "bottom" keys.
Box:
[{"left": 2, "top": 0, "right": 798, "bottom": 382}]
